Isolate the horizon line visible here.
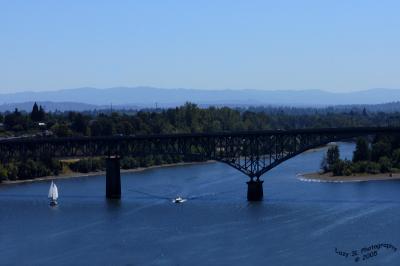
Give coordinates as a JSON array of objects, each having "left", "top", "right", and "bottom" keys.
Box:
[{"left": 1, "top": 86, "right": 399, "bottom": 95}]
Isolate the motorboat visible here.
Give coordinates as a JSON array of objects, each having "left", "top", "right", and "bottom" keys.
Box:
[{"left": 172, "top": 196, "right": 186, "bottom": 203}]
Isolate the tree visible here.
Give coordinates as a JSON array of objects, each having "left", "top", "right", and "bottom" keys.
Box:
[
  {"left": 362, "top": 107, "right": 368, "bottom": 116},
  {"left": 378, "top": 156, "right": 392, "bottom": 173},
  {"left": 0, "top": 164, "right": 8, "bottom": 181},
  {"left": 332, "top": 160, "right": 345, "bottom": 176},
  {"left": 392, "top": 148, "right": 400, "bottom": 167},
  {"left": 365, "top": 161, "right": 380, "bottom": 174},
  {"left": 30, "top": 102, "right": 40, "bottom": 122},
  {"left": 4, "top": 108, "right": 28, "bottom": 131},
  {"left": 331, "top": 160, "right": 352, "bottom": 176},
  {"left": 51, "top": 123, "right": 73, "bottom": 137},
  {"left": 38, "top": 105, "right": 45, "bottom": 121},
  {"left": 71, "top": 113, "right": 88, "bottom": 135},
  {"left": 353, "top": 138, "right": 370, "bottom": 162},
  {"left": 320, "top": 155, "right": 328, "bottom": 173},
  {"left": 90, "top": 118, "right": 115, "bottom": 136},
  {"left": 120, "top": 157, "right": 139, "bottom": 169},
  {"left": 116, "top": 120, "right": 134, "bottom": 135},
  {"left": 371, "top": 141, "right": 391, "bottom": 162},
  {"left": 17, "top": 159, "right": 51, "bottom": 179},
  {"left": 326, "top": 145, "right": 340, "bottom": 170},
  {"left": 6, "top": 163, "right": 18, "bottom": 180}
]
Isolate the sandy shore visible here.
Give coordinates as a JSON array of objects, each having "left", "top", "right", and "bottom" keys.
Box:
[
  {"left": 299, "top": 172, "right": 400, "bottom": 182},
  {"left": 0, "top": 161, "right": 216, "bottom": 186}
]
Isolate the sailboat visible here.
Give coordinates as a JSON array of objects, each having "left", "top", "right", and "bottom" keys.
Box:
[{"left": 48, "top": 181, "right": 59, "bottom": 206}]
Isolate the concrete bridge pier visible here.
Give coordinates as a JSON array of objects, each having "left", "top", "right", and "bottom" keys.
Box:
[
  {"left": 247, "top": 179, "right": 263, "bottom": 201},
  {"left": 106, "top": 156, "right": 121, "bottom": 199}
]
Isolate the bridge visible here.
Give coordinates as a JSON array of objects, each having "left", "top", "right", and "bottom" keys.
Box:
[{"left": 1, "top": 127, "right": 400, "bottom": 201}]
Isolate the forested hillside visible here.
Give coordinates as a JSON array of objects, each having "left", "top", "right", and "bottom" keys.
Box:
[{"left": 1, "top": 102, "right": 400, "bottom": 182}]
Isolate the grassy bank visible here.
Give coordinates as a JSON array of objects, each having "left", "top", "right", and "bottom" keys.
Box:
[{"left": 0, "top": 154, "right": 213, "bottom": 184}]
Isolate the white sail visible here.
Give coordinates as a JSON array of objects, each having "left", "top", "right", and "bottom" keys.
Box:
[
  {"left": 48, "top": 181, "right": 59, "bottom": 200},
  {"left": 52, "top": 183, "right": 58, "bottom": 200},
  {"left": 48, "top": 181, "right": 54, "bottom": 198}
]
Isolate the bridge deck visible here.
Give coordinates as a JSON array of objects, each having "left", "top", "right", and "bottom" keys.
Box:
[{"left": 1, "top": 126, "right": 400, "bottom": 179}]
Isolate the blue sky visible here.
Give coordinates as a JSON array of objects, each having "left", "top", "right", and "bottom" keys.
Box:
[{"left": 1, "top": 0, "right": 399, "bottom": 93}]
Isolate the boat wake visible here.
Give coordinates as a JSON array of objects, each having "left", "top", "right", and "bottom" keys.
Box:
[
  {"left": 297, "top": 177, "right": 345, "bottom": 183},
  {"left": 128, "top": 188, "right": 239, "bottom": 202},
  {"left": 296, "top": 173, "right": 346, "bottom": 183},
  {"left": 128, "top": 189, "right": 172, "bottom": 200}
]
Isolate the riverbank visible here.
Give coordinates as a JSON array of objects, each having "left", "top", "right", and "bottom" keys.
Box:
[
  {"left": 300, "top": 172, "right": 400, "bottom": 182},
  {"left": 0, "top": 160, "right": 216, "bottom": 186}
]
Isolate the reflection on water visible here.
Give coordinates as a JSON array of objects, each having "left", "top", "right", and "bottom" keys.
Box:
[{"left": 1, "top": 142, "right": 400, "bottom": 265}]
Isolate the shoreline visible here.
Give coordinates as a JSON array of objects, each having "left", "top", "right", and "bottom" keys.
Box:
[
  {"left": 0, "top": 161, "right": 216, "bottom": 186},
  {"left": 299, "top": 172, "right": 400, "bottom": 183}
]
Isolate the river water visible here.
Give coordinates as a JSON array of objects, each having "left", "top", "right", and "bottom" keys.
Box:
[{"left": 1, "top": 142, "right": 400, "bottom": 265}]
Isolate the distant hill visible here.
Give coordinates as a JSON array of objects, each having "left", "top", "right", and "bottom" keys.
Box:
[
  {"left": 1, "top": 87, "right": 400, "bottom": 110},
  {"left": 0, "top": 101, "right": 101, "bottom": 112},
  {"left": 3, "top": 100, "right": 400, "bottom": 114}
]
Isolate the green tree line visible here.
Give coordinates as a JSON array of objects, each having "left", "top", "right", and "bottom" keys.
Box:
[
  {"left": 321, "top": 135, "right": 400, "bottom": 176},
  {"left": 1, "top": 102, "right": 400, "bottom": 182}
]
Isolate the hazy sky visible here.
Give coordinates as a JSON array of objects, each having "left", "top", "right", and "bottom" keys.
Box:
[{"left": 1, "top": 0, "right": 399, "bottom": 93}]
